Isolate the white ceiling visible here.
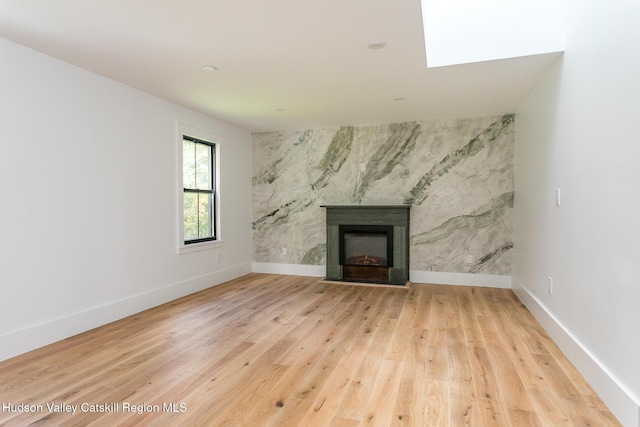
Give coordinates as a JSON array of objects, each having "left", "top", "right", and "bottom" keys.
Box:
[{"left": 0, "top": 0, "right": 561, "bottom": 133}]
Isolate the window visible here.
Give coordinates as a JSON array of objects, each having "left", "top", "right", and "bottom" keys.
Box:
[
  {"left": 177, "top": 123, "right": 221, "bottom": 253},
  {"left": 183, "top": 136, "right": 216, "bottom": 244}
]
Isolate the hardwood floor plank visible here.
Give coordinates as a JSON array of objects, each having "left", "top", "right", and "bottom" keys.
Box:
[
  {"left": 446, "top": 328, "right": 483, "bottom": 426},
  {"left": 0, "top": 274, "right": 621, "bottom": 426},
  {"left": 456, "top": 287, "right": 487, "bottom": 348},
  {"left": 423, "top": 379, "right": 450, "bottom": 426},
  {"left": 239, "top": 290, "right": 378, "bottom": 425},
  {"left": 270, "top": 398, "right": 315, "bottom": 427},
  {"left": 391, "top": 338, "right": 448, "bottom": 426},
  {"left": 336, "top": 355, "right": 382, "bottom": 422},
  {"left": 331, "top": 416, "right": 361, "bottom": 427},
  {"left": 489, "top": 311, "right": 547, "bottom": 391},
  {"left": 467, "top": 345, "right": 510, "bottom": 426},
  {"left": 359, "top": 359, "right": 405, "bottom": 426},
  {"left": 477, "top": 315, "right": 535, "bottom": 413},
  {"left": 508, "top": 408, "right": 543, "bottom": 427},
  {"left": 384, "top": 291, "right": 417, "bottom": 361},
  {"left": 424, "top": 345, "right": 449, "bottom": 382},
  {"left": 391, "top": 351, "right": 421, "bottom": 425},
  {"left": 527, "top": 388, "right": 573, "bottom": 426},
  {"left": 200, "top": 363, "right": 290, "bottom": 426},
  {"left": 411, "top": 284, "right": 434, "bottom": 330},
  {"left": 297, "top": 344, "right": 368, "bottom": 426}
]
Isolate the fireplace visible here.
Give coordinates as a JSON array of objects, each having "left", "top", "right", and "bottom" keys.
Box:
[
  {"left": 322, "top": 205, "right": 410, "bottom": 285},
  {"left": 340, "top": 225, "right": 393, "bottom": 283}
]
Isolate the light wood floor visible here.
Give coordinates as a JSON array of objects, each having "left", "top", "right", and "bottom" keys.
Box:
[{"left": 0, "top": 274, "right": 620, "bottom": 426}]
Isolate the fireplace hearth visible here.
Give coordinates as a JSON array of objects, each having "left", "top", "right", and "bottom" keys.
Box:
[{"left": 322, "top": 205, "right": 410, "bottom": 285}]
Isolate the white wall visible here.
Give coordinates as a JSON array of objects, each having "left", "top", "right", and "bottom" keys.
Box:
[
  {"left": 0, "top": 37, "right": 253, "bottom": 361},
  {"left": 513, "top": 1, "right": 640, "bottom": 425}
]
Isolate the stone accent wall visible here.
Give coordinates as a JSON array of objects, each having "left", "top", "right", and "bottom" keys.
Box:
[{"left": 252, "top": 115, "right": 514, "bottom": 275}]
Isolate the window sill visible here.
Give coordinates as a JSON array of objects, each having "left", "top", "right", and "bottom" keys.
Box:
[{"left": 177, "top": 239, "right": 223, "bottom": 255}]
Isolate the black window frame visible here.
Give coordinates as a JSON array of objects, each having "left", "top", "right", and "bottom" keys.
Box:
[{"left": 183, "top": 135, "right": 217, "bottom": 245}]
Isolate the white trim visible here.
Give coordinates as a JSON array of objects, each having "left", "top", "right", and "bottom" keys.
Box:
[
  {"left": 252, "top": 262, "right": 325, "bottom": 277},
  {"left": 0, "top": 263, "right": 252, "bottom": 363},
  {"left": 250, "top": 263, "right": 511, "bottom": 288},
  {"left": 513, "top": 283, "right": 640, "bottom": 427},
  {"left": 176, "top": 122, "right": 223, "bottom": 254},
  {"left": 178, "top": 239, "right": 224, "bottom": 255},
  {"left": 410, "top": 270, "right": 512, "bottom": 288}
]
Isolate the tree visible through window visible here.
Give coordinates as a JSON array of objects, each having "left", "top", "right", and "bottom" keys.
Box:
[{"left": 183, "top": 136, "right": 215, "bottom": 244}]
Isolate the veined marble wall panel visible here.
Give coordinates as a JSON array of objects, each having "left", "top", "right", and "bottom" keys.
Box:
[{"left": 252, "top": 115, "right": 514, "bottom": 275}]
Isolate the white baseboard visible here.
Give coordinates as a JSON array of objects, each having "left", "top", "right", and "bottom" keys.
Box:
[
  {"left": 0, "top": 262, "right": 252, "bottom": 363},
  {"left": 410, "top": 270, "right": 512, "bottom": 288},
  {"left": 251, "top": 263, "right": 511, "bottom": 289},
  {"left": 513, "top": 284, "right": 640, "bottom": 427},
  {"left": 252, "top": 262, "right": 325, "bottom": 277}
]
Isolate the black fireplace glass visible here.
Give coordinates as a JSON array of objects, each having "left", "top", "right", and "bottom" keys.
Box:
[{"left": 339, "top": 225, "right": 393, "bottom": 267}]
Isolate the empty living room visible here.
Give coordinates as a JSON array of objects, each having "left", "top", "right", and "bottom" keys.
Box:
[{"left": 1, "top": 0, "right": 638, "bottom": 426}]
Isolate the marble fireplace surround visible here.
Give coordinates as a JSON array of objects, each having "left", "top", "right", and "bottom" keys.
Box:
[{"left": 322, "top": 205, "right": 410, "bottom": 285}]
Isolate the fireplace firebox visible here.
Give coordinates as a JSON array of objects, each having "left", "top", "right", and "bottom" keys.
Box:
[
  {"left": 322, "top": 205, "right": 410, "bottom": 285},
  {"left": 339, "top": 225, "right": 393, "bottom": 283}
]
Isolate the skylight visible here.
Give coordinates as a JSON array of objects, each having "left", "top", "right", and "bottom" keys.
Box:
[{"left": 421, "top": 0, "right": 566, "bottom": 67}]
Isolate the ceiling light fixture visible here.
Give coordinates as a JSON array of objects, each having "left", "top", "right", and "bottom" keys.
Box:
[
  {"left": 368, "top": 41, "right": 387, "bottom": 50},
  {"left": 201, "top": 65, "right": 218, "bottom": 72},
  {"left": 393, "top": 97, "right": 406, "bottom": 101}
]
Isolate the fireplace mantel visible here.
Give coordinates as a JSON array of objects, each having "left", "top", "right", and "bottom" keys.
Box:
[{"left": 322, "top": 205, "right": 410, "bottom": 285}]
